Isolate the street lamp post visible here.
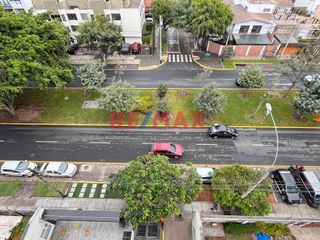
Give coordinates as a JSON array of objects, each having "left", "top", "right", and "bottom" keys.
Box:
[
  {"left": 159, "top": 15, "right": 163, "bottom": 63},
  {"left": 241, "top": 103, "right": 279, "bottom": 198}
]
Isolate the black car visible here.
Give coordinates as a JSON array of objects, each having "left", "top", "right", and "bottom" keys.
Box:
[
  {"left": 271, "top": 169, "right": 302, "bottom": 204},
  {"left": 208, "top": 125, "right": 238, "bottom": 138},
  {"left": 120, "top": 43, "right": 131, "bottom": 54}
]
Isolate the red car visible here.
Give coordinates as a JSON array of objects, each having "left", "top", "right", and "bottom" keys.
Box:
[
  {"left": 151, "top": 143, "right": 184, "bottom": 158},
  {"left": 131, "top": 42, "right": 141, "bottom": 54}
]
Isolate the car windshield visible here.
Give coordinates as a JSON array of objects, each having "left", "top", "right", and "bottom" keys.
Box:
[
  {"left": 58, "top": 163, "right": 68, "bottom": 173},
  {"left": 227, "top": 127, "right": 233, "bottom": 133},
  {"left": 287, "top": 185, "right": 298, "bottom": 193},
  {"left": 315, "top": 195, "right": 320, "bottom": 201},
  {"left": 170, "top": 144, "right": 176, "bottom": 153},
  {"left": 16, "top": 162, "right": 28, "bottom": 171}
]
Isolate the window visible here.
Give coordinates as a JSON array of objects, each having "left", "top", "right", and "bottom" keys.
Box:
[
  {"left": 136, "top": 225, "right": 147, "bottom": 236},
  {"left": 239, "top": 25, "right": 249, "bottom": 33},
  {"left": 61, "top": 14, "right": 66, "bottom": 21},
  {"left": 70, "top": 25, "right": 79, "bottom": 32},
  {"left": 51, "top": 15, "right": 62, "bottom": 21},
  {"left": 263, "top": 8, "right": 271, "bottom": 12},
  {"left": 69, "top": 5, "right": 79, "bottom": 9},
  {"left": 312, "top": 29, "right": 320, "bottom": 38},
  {"left": 251, "top": 25, "right": 262, "bottom": 33},
  {"left": 67, "top": 13, "right": 77, "bottom": 21},
  {"left": 122, "top": 231, "right": 131, "bottom": 240},
  {"left": 10, "top": 0, "right": 22, "bottom": 4},
  {"left": 81, "top": 13, "right": 88, "bottom": 20},
  {"left": 112, "top": 13, "right": 121, "bottom": 21}
]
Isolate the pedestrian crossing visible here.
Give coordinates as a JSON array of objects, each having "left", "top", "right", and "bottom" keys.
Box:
[{"left": 168, "top": 53, "right": 193, "bottom": 63}]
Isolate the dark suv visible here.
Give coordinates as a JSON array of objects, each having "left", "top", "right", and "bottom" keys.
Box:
[{"left": 271, "top": 169, "right": 302, "bottom": 204}]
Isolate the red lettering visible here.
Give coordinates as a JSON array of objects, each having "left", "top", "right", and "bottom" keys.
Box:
[
  {"left": 110, "top": 112, "right": 124, "bottom": 127},
  {"left": 153, "top": 112, "right": 170, "bottom": 128},
  {"left": 128, "top": 112, "right": 140, "bottom": 127},
  {"left": 173, "top": 112, "right": 188, "bottom": 128},
  {"left": 191, "top": 111, "right": 205, "bottom": 128}
]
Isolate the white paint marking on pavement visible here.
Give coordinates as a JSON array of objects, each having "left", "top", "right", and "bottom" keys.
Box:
[
  {"left": 142, "top": 142, "right": 154, "bottom": 145},
  {"left": 275, "top": 83, "right": 292, "bottom": 86},
  {"left": 180, "top": 54, "right": 184, "bottom": 62},
  {"left": 196, "top": 143, "right": 218, "bottom": 146},
  {"left": 272, "top": 192, "right": 278, "bottom": 203},
  {"left": 176, "top": 54, "right": 180, "bottom": 62},
  {"left": 89, "top": 141, "right": 110, "bottom": 144},
  {"left": 169, "top": 54, "right": 172, "bottom": 62},
  {"left": 189, "top": 55, "right": 193, "bottom": 62},
  {"left": 35, "top": 140, "right": 58, "bottom": 143},
  {"left": 172, "top": 54, "right": 176, "bottom": 62},
  {"left": 184, "top": 54, "right": 188, "bottom": 62},
  {"left": 252, "top": 144, "right": 273, "bottom": 147},
  {"left": 0, "top": 140, "right": 4, "bottom": 142}
]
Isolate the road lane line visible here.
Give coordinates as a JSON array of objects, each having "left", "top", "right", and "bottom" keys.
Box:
[
  {"left": 89, "top": 141, "right": 110, "bottom": 144},
  {"left": 35, "top": 140, "right": 58, "bottom": 143},
  {"left": 0, "top": 140, "right": 4, "bottom": 142},
  {"left": 252, "top": 144, "right": 273, "bottom": 147},
  {"left": 196, "top": 143, "right": 218, "bottom": 146},
  {"left": 142, "top": 143, "right": 154, "bottom": 145}
]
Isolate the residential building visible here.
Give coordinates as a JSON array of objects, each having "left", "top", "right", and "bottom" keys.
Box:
[
  {"left": 31, "top": 0, "right": 145, "bottom": 43},
  {"left": 0, "top": 0, "right": 33, "bottom": 12}
]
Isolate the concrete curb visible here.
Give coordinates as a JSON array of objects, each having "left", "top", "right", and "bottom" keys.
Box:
[{"left": 191, "top": 51, "right": 233, "bottom": 71}]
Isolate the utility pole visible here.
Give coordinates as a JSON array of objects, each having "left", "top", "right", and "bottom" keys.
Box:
[
  {"left": 159, "top": 15, "right": 163, "bottom": 63},
  {"left": 28, "top": 168, "right": 67, "bottom": 198}
]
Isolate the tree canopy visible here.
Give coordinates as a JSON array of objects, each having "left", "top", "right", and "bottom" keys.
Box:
[
  {"left": 0, "top": 8, "right": 73, "bottom": 115},
  {"left": 77, "top": 61, "right": 106, "bottom": 92},
  {"left": 277, "top": 41, "right": 320, "bottom": 97},
  {"left": 77, "top": 16, "right": 122, "bottom": 59},
  {"left": 238, "top": 66, "right": 265, "bottom": 89},
  {"left": 151, "top": 0, "right": 176, "bottom": 30},
  {"left": 212, "top": 164, "right": 271, "bottom": 216},
  {"left": 194, "top": 83, "right": 227, "bottom": 119},
  {"left": 98, "top": 81, "right": 137, "bottom": 113},
  {"left": 109, "top": 155, "right": 202, "bottom": 228}
]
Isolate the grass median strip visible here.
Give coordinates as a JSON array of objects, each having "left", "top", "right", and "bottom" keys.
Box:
[
  {"left": 222, "top": 59, "right": 278, "bottom": 69},
  {"left": 0, "top": 180, "right": 23, "bottom": 196},
  {"left": 32, "top": 182, "right": 69, "bottom": 197},
  {"left": 11, "top": 88, "right": 319, "bottom": 127}
]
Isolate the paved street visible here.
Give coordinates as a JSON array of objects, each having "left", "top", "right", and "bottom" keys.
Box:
[{"left": 0, "top": 126, "right": 319, "bottom": 165}]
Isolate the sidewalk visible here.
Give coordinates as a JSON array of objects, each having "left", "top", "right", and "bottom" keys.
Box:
[{"left": 192, "top": 51, "right": 224, "bottom": 69}]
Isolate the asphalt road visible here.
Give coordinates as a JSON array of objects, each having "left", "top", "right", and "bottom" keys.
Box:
[{"left": 0, "top": 126, "right": 319, "bottom": 166}]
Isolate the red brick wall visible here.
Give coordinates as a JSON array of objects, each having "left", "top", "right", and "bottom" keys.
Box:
[
  {"left": 235, "top": 45, "right": 248, "bottom": 56},
  {"left": 248, "top": 46, "right": 262, "bottom": 56},
  {"left": 207, "top": 41, "right": 222, "bottom": 55}
]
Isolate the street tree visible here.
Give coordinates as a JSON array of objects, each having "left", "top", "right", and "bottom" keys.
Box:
[
  {"left": 152, "top": 0, "right": 175, "bottom": 30},
  {"left": 156, "top": 82, "right": 168, "bottom": 98},
  {"left": 238, "top": 66, "right": 265, "bottom": 90},
  {"left": 277, "top": 41, "right": 320, "bottom": 98},
  {"left": 108, "top": 154, "right": 202, "bottom": 228},
  {"left": 176, "top": 0, "right": 233, "bottom": 50},
  {"left": 212, "top": 164, "right": 271, "bottom": 216},
  {"left": 76, "top": 61, "right": 106, "bottom": 95},
  {"left": 0, "top": 8, "right": 72, "bottom": 116},
  {"left": 155, "top": 96, "right": 170, "bottom": 116},
  {"left": 98, "top": 81, "right": 137, "bottom": 117},
  {"left": 77, "top": 16, "right": 122, "bottom": 61},
  {"left": 294, "top": 79, "right": 320, "bottom": 117},
  {"left": 194, "top": 83, "right": 227, "bottom": 120}
]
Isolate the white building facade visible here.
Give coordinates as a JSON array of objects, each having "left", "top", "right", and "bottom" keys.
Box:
[
  {"left": 31, "top": 0, "right": 145, "bottom": 43},
  {"left": 0, "top": 0, "right": 33, "bottom": 12}
]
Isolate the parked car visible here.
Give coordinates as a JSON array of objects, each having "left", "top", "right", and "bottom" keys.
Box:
[
  {"left": 196, "top": 167, "right": 215, "bottom": 184},
  {"left": 290, "top": 168, "right": 320, "bottom": 208},
  {"left": 0, "top": 161, "right": 37, "bottom": 177},
  {"left": 39, "top": 162, "right": 77, "bottom": 177},
  {"left": 304, "top": 74, "right": 319, "bottom": 82},
  {"left": 270, "top": 169, "right": 302, "bottom": 204},
  {"left": 208, "top": 124, "right": 238, "bottom": 138},
  {"left": 121, "top": 43, "right": 131, "bottom": 54},
  {"left": 145, "top": 16, "right": 153, "bottom": 24},
  {"left": 131, "top": 42, "right": 141, "bottom": 54},
  {"left": 151, "top": 142, "right": 184, "bottom": 158}
]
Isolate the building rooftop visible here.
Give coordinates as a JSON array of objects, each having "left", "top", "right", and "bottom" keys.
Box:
[
  {"left": 233, "top": 34, "right": 271, "bottom": 44},
  {"left": 247, "top": 0, "right": 274, "bottom": 4}
]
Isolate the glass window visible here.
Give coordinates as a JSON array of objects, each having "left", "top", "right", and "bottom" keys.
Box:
[
  {"left": 70, "top": 25, "right": 79, "bottom": 32},
  {"left": 136, "top": 225, "right": 147, "bottom": 236},
  {"left": 251, "top": 25, "right": 262, "bottom": 33},
  {"left": 170, "top": 144, "right": 176, "bottom": 153},
  {"left": 67, "top": 14, "right": 77, "bottom": 21},
  {"left": 287, "top": 185, "right": 298, "bottom": 193},
  {"left": 61, "top": 14, "right": 66, "bottom": 21},
  {"left": 81, "top": 13, "right": 88, "bottom": 20},
  {"left": 263, "top": 8, "right": 271, "bottom": 12},
  {"left": 239, "top": 25, "right": 249, "bottom": 33},
  {"left": 147, "top": 225, "right": 158, "bottom": 237},
  {"left": 58, "top": 163, "right": 68, "bottom": 173},
  {"left": 16, "top": 162, "right": 28, "bottom": 171},
  {"left": 112, "top": 13, "right": 121, "bottom": 21}
]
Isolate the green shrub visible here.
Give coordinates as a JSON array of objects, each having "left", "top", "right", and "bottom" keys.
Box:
[
  {"left": 142, "top": 35, "right": 151, "bottom": 45},
  {"left": 135, "top": 95, "right": 154, "bottom": 114},
  {"left": 157, "top": 83, "right": 168, "bottom": 98},
  {"left": 225, "top": 223, "right": 290, "bottom": 237}
]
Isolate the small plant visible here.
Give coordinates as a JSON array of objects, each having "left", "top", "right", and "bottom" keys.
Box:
[
  {"left": 135, "top": 95, "right": 154, "bottom": 114},
  {"left": 225, "top": 223, "right": 290, "bottom": 236},
  {"left": 155, "top": 97, "right": 170, "bottom": 116},
  {"left": 157, "top": 83, "right": 168, "bottom": 99}
]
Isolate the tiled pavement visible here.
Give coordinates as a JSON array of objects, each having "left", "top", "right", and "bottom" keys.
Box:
[{"left": 67, "top": 183, "right": 108, "bottom": 199}]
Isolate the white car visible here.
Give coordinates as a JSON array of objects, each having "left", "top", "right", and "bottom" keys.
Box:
[
  {"left": 304, "top": 74, "right": 319, "bottom": 82},
  {"left": 39, "top": 162, "right": 77, "bottom": 177},
  {"left": 0, "top": 161, "right": 37, "bottom": 177},
  {"left": 196, "top": 167, "right": 215, "bottom": 184}
]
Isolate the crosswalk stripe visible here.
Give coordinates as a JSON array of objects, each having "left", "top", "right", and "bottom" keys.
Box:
[
  {"left": 168, "top": 54, "right": 193, "bottom": 63},
  {"left": 184, "top": 54, "right": 188, "bottom": 62},
  {"left": 189, "top": 55, "right": 193, "bottom": 62},
  {"left": 176, "top": 54, "right": 180, "bottom": 62},
  {"left": 172, "top": 54, "right": 175, "bottom": 62},
  {"left": 169, "top": 54, "right": 172, "bottom": 62},
  {"left": 180, "top": 55, "right": 184, "bottom": 62}
]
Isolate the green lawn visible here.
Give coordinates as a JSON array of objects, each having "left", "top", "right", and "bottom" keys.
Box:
[
  {"left": 0, "top": 181, "right": 22, "bottom": 196},
  {"left": 32, "top": 182, "right": 69, "bottom": 197},
  {"left": 223, "top": 59, "right": 278, "bottom": 69},
  {"left": 13, "top": 88, "right": 320, "bottom": 127}
]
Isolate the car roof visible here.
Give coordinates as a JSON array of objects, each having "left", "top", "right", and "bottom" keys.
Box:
[
  {"left": 301, "top": 171, "right": 320, "bottom": 193},
  {"left": 153, "top": 143, "right": 171, "bottom": 151},
  {"left": 196, "top": 167, "right": 214, "bottom": 178},
  {"left": 44, "top": 162, "right": 63, "bottom": 171},
  {"left": 212, "top": 125, "right": 227, "bottom": 132},
  {"left": 278, "top": 170, "right": 295, "bottom": 185},
  {"left": 1, "top": 161, "right": 21, "bottom": 169}
]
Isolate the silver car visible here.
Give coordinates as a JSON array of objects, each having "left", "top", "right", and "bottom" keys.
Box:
[
  {"left": 39, "top": 162, "right": 77, "bottom": 177},
  {"left": 0, "top": 161, "right": 37, "bottom": 177},
  {"left": 196, "top": 167, "right": 215, "bottom": 184}
]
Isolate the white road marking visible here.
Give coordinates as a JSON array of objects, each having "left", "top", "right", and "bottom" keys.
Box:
[
  {"left": 35, "top": 140, "right": 58, "bottom": 143},
  {"left": 275, "top": 83, "right": 292, "bottom": 86},
  {"left": 272, "top": 192, "right": 278, "bottom": 203},
  {"left": 0, "top": 140, "right": 4, "bottom": 142},
  {"left": 180, "top": 54, "right": 184, "bottom": 62},
  {"left": 176, "top": 54, "right": 180, "bottom": 62},
  {"left": 189, "top": 55, "right": 193, "bottom": 62},
  {"left": 196, "top": 143, "right": 218, "bottom": 146},
  {"left": 172, "top": 54, "right": 175, "bottom": 62},
  {"left": 184, "top": 54, "right": 188, "bottom": 62},
  {"left": 252, "top": 144, "right": 273, "bottom": 147},
  {"left": 89, "top": 141, "right": 110, "bottom": 144},
  {"left": 142, "top": 142, "right": 154, "bottom": 145},
  {"left": 169, "top": 55, "right": 172, "bottom": 62}
]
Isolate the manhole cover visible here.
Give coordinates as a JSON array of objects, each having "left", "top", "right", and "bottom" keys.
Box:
[{"left": 80, "top": 165, "right": 92, "bottom": 172}]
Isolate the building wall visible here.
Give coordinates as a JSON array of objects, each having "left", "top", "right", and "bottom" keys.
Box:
[
  {"left": 0, "top": 0, "right": 33, "bottom": 11},
  {"left": 233, "top": 20, "right": 276, "bottom": 34},
  {"left": 294, "top": 0, "right": 312, "bottom": 8},
  {"left": 235, "top": 0, "right": 275, "bottom": 13}
]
